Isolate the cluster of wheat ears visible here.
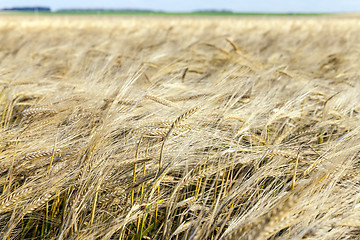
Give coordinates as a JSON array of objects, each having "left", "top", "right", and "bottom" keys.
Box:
[{"left": 0, "top": 15, "right": 360, "bottom": 239}]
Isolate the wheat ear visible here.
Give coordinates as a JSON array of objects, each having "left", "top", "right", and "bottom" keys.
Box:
[
  {"left": 225, "top": 38, "right": 239, "bottom": 52},
  {"left": 144, "top": 94, "right": 178, "bottom": 109},
  {"left": 21, "top": 107, "right": 56, "bottom": 117},
  {"left": 25, "top": 193, "right": 53, "bottom": 215},
  {"left": 168, "top": 93, "right": 211, "bottom": 102},
  {"left": 159, "top": 105, "right": 200, "bottom": 170},
  {"left": 0, "top": 187, "right": 33, "bottom": 213},
  {"left": 23, "top": 149, "right": 60, "bottom": 161},
  {"left": 252, "top": 195, "right": 297, "bottom": 240},
  {"left": 225, "top": 195, "right": 296, "bottom": 240}
]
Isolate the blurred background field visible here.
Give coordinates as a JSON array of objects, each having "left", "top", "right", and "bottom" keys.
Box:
[{"left": 0, "top": 15, "right": 360, "bottom": 239}]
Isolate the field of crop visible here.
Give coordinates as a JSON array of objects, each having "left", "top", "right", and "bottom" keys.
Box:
[
  {"left": 0, "top": 11, "right": 328, "bottom": 17},
  {"left": 0, "top": 15, "right": 360, "bottom": 239}
]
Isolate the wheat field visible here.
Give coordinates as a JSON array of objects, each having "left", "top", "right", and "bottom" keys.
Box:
[{"left": 0, "top": 15, "right": 360, "bottom": 239}]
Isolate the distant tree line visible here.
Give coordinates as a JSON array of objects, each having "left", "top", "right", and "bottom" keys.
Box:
[
  {"left": 2, "top": 7, "right": 51, "bottom": 11},
  {"left": 1, "top": 7, "right": 235, "bottom": 14},
  {"left": 56, "top": 8, "right": 157, "bottom": 12},
  {"left": 1, "top": 7, "right": 159, "bottom": 13},
  {"left": 192, "top": 9, "right": 233, "bottom": 13}
]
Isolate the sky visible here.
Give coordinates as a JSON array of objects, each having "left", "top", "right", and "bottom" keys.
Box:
[{"left": 1, "top": 0, "right": 360, "bottom": 13}]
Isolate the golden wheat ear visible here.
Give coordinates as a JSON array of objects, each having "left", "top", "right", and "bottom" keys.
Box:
[
  {"left": 0, "top": 187, "right": 33, "bottom": 213},
  {"left": 23, "top": 149, "right": 61, "bottom": 161},
  {"left": 159, "top": 105, "right": 201, "bottom": 170},
  {"left": 21, "top": 107, "right": 57, "bottom": 118},
  {"left": 144, "top": 94, "right": 179, "bottom": 109},
  {"left": 168, "top": 93, "right": 211, "bottom": 102},
  {"left": 25, "top": 192, "right": 53, "bottom": 215},
  {"left": 251, "top": 195, "right": 297, "bottom": 240},
  {"left": 224, "top": 195, "right": 297, "bottom": 240}
]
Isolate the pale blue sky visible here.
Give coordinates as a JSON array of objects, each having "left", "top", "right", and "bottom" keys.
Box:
[{"left": 1, "top": 0, "right": 360, "bottom": 13}]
